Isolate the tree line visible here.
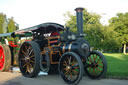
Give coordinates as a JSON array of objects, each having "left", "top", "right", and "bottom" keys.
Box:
[
  {"left": 0, "top": 9, "right": 128, "bottom": 54},
  {"left": 0, "top": 13, "right": 19, "bottom": 34},
  {"left": 64, "top": 8, "right": 128, "bottom": 54}
]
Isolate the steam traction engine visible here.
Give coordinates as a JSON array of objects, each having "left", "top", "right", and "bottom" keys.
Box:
[{"left": 17, "top": 8, "right": 107, "bottom": 85}]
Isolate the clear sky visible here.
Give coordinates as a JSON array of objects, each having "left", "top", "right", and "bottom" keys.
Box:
[{"left": 0, "top": 0, "right": 128, "bottom": 29}]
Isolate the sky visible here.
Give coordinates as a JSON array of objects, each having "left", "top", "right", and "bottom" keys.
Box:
[{"left": 0, "top": 0, "right": 128, "bottom": 29}]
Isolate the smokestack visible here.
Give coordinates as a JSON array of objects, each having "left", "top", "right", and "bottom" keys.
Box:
[{"left": 75, "top": 7, "right": 84, "bottom": 36}]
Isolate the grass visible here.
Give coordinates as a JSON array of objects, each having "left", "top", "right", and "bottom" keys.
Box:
[{"left": 103, "top": 53, "right": 128, "bottom": 77}]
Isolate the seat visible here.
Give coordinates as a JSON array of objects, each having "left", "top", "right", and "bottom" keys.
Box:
[
  {"left": 50, "top": 32, "right": 60, "bottom": 37},
  {"left": 49, "top": 32, "right": 60, "bottom": 45}
]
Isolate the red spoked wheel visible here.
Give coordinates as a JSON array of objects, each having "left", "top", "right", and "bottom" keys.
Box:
[{"left": 0, "top": 45, "right": 6, "bottom": 71}]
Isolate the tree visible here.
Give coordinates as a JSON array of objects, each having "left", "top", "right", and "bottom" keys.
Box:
[
  {"left": 0, "top": 13, "right": 7, "bottom": 33},
  {"left": 64, "top": 8, "right": 104, "bottom": 50},
  {"left": 7, "top": 17, "right": 19, "bottom": 41},
  {"left": 0, "top": 13, "right": 19, "bottom": 42},
  {"left": 64, "top": 8, "right": 121, "bottom": 52},
  {"left": 0, "top": 13, "right": 18, "bottom": 34},
  {"left": 7, "top": 17, "right": 17, "bottom": 32},
  {"left": 101, "top": 26, "right": 120, "bottom": 52},
  {"left": 109, "top": 13, "right": 128, "bottom": 54}
]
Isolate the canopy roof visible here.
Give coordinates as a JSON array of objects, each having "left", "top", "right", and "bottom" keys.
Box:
[
  {"left": 0, "top": 22, "right": 64, "bottom": 38},
  {"left": 15, "top": 22, "right": 64, "bottom": 34},
  {"left": 0, "top": 32, "right": 14, "bottom": 38}
]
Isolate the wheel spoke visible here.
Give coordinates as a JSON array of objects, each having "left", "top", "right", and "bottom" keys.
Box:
[
  {"left": 96, "top": 57, "right": 101, "bottom": 63},
  {"left": 71, "top": 58, "right": 75, "bottom": 65},
  {"left": 26, "top": 64, "right": 31, "bottom": 73},
  {"left": 88, "top": 56, "right": 93, "bottom": 63},
  {"left": 95, "top": 67, "right": 102, "bottom": 72},
  {"left": 28, "top": 46, "right": 32, "bottom": 55},
  {"left": 30, "top": 55, "right": 34, "bottom": 58},
  {"left": 23, "top": 63, "right": 28, "bottom": 67},
  {"left": 64, "top": 71, "right": 69, "bottom": 75},
  {"left": 29, "top": 49, "right": 33, "bottom": 56},
  {"left": 72, "top": 69, "right": 78, "bottom": 75},
  {"left": 24, "top": 44, "right": 28, "bottom": 51},
  {"left": 21, "top": 58, "right": 25, "bottom": 61},
  {"left": 30, "top": 60, "right": 35, "bottom": 64},
  {"left": 88, "top": 67, "right": 91, "bottom": 72},
  {"left": 29, "top": 64, "right": 34, "bottom": 72},
  {"left": 63, "top": 60, "right": 68, "bottom": 66},
  {"left": 97, "top": 61, "right": 103, "bottom": 65},
  {"left": 92, "top": 68, "right": 95, "bottom": 73},
  {"left": 73, "top": 66, "right": 79, "bottom": 69},
  {"left": 94, "top": 68, "right": 98, "bottom": 74},
  {"left": 98, "top": 65, "right": 103, "bottom": 68},
  {"left": 94, "top": 55, "right": 98, "bottom": 61},
  {"left": 25, "top": 65, "right": 28, "bottom": 73},
  {"left": 70, "top": 71, "right": 73, "bottom": 80},
  {"left": 22, "top": 50, "right": 27, "bottom": 56},
  {"left": 72, "top": 63, "right": 78, "bottom": 68},
  {"left": 67, "top": 56, "right": 71, "bottom": 65}
]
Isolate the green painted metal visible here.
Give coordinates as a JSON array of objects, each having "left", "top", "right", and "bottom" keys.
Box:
[{"left": 15, "top": 32, "right": 32, "bottom": 37}]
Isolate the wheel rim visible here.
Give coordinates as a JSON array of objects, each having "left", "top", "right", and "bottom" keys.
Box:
[
  {"left": 0, "top": 46, "right": 5, "bottom": 70},
  {"left": 86, "top": 53, "right": 104, "bottom": 77},
  {"left": 19, "top": 43, "right": 35, "bottom": 75},
  {"left": 60, "top": 54, "right": 80, "bottom": 83}
]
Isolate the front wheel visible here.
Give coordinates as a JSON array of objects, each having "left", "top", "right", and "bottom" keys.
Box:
[
  {"left": 84, "top": 50, "right": 107, "bottom": 79},
  {"left": 59, "top": 52, "right": 83, "bottom": 85}
]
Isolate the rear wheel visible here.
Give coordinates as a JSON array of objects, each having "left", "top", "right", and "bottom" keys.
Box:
[
  {"left": 84, "top": 50, "right": 107, "bottom": 79},
  {"left": 18, "top": 41, "right": 40, "bottom": 78},
  {"left": 59, "top": 52, "right": 83, "bottom": 85}
]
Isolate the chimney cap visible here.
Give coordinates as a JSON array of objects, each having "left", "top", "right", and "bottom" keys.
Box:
[{"left": 75, "top": 7, "right": 84, "bottom": 12}]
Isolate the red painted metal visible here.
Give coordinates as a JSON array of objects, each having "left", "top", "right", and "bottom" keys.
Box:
[
  {"left": 0, "top": 45, "right": 5, "bottom": 71},
  {"left": 9, "top": 41, "right": 18, "bottom": 47},
  {"left": 49, "top": 40, "right": 58, "bottom": 44},
  {"left": 51, "top": 32, "right": 60, "bottom": 36}
]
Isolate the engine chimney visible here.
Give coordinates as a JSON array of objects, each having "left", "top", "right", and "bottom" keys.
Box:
[{"left": 75, "top": 7, "right": 84, "bottom": 36}]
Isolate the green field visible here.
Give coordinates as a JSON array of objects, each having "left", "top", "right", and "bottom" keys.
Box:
[{"left": 104, "top": 53, "right": 128, "bottom": 77}]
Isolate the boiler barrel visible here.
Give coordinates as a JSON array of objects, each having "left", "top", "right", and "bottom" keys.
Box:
[
  {"left": 60, "top": 42, "right": 78, "bottom": 54},
  {"left": 60, "top": 40, "right": 90, "bottom": 57}
]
